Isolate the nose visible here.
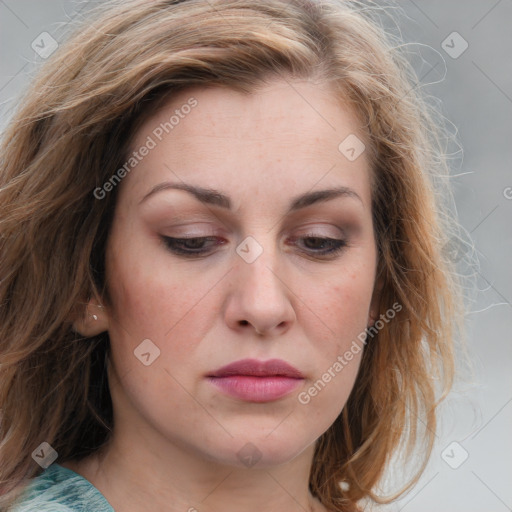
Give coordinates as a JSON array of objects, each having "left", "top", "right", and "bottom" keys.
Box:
[{"left": 223, "top": 237, "right": 296, "bottom": 338}]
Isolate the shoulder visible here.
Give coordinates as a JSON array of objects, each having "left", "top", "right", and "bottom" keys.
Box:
[{"left": 9, "top": 463, "right": 114, "bottom": 512}]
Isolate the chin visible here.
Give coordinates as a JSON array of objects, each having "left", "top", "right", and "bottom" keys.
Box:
[{"left": 200, "top": 432, "right": 315, "bottom": 470}]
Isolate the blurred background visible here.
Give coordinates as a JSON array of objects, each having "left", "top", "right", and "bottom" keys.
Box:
[{"left": 1, "top": 1, "right": 510, "bottom": 511}]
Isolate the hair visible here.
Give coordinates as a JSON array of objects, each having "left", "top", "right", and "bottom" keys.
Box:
[{"left": 0, "top": 0, "right": 468, "bottom": 510}]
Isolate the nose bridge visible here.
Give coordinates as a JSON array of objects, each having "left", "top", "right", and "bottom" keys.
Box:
[
  {"left": 235, "top": 232, "right": 282, "bottom": 296},
  {"left": 228, "top": 230, "right": 295, "bottom": 334}
]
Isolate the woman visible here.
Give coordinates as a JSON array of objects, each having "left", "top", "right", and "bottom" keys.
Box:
[{"left": 0, "top": 0, "right": 467, "bottom": 511}]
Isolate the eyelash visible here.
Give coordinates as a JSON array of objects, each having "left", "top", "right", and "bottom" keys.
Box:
[{"left": 161, "top": 235, "right": 348, "bottom": 259}]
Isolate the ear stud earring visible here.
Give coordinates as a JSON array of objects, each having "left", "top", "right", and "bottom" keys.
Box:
[{"left": 90, "top": 304, "right": 103, "bottom": 321}]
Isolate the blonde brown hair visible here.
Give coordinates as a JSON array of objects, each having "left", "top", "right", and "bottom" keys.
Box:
[{"left": 0, "top": 0, "right": 467, "bottom": 510}]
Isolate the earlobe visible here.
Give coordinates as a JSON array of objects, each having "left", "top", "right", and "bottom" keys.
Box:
[{"left": 72, "top": 297, "right": 109, "bottom": 337}]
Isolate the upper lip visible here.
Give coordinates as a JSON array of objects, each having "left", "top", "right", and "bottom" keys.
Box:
[{"left": 208, "top": 358, "right": 304, "bottom": 378}]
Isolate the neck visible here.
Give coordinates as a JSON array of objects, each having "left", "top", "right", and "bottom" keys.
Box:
[{"left": 63, "top": 430, "right": 324, "bottom": 512}]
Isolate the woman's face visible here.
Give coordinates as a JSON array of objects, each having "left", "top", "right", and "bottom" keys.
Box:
[{"left": 102, "top": 77, "right": 379, "bottom": 468}]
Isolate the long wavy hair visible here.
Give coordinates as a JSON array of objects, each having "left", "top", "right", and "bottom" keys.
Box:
[{"left": 0, "top": 0, "right": 468, "bottom": 510}]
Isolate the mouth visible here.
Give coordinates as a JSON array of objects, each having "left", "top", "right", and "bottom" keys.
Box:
[{"left": 206, "top": 358, "right": 305, "bottom": 403}]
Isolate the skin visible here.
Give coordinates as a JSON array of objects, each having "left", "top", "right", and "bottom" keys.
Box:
[{"left": 65, "top": 77, "right": 381, "bottom": 512}]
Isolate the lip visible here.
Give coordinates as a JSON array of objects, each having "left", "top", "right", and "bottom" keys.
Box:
[
  {"left": 208, "top": 358, "right": 304, "bottom": 379},
  {"left": 207, "top": 358, "right": 304, "bottom": 403}
]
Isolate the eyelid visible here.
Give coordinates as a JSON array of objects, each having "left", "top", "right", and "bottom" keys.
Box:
[
  {"left": 290, "top": 223, "right": 346, "bottom": 239},
  {"left": 162, "top": 224, "right": 220, "bottom": 236},
  {"left": 166, "top": 229, "right": 345, "bottom": 242},
  {"left": 161, "top": 220, "right": 349, "bottom": 240}
]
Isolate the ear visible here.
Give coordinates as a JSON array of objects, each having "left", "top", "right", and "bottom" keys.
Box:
[
  {"left": 368, "top": 274, "right": 384, "bottom": 327},
  {"left": 72, "top": 295, "right": 109, "bottom": 337}
]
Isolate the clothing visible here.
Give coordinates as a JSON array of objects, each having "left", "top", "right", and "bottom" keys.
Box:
[{"left": 9, "top": 463, "right": 114, "bottom": 512}]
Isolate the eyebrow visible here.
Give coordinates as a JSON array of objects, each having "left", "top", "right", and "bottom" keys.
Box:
[{"left": 139, "top": 181, "right": 363, "bottom": 213}]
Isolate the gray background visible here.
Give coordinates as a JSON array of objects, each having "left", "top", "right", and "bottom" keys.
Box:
[{"left": 1, "top": 1, "right": 511, "bottom": 511}]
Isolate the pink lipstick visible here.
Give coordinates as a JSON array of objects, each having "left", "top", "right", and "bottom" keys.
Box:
[{"left": 207, "top": 358, "right": 304, "bottom": 402}]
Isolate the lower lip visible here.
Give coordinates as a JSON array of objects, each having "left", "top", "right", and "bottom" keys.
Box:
[{"left": 207, "top": 376, "right": 304, "bottom": 402}]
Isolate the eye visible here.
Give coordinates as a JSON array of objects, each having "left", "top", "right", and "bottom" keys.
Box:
[
  {"left": 161, "top": 236, "right": 223, "bottom": 257},
  {"left": 161, "top": 235, "right": 347, "bottom": 259},
  {"left": 292, "top": 235, "right": 348, "bottom": 258}
]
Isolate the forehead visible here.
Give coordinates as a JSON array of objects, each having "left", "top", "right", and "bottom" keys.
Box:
[
  {"left": 132, "top": 79, "right": 364, "bottom": 143},
  {"left": 121, "top": 78, "right": 372, "bottom": 210}
]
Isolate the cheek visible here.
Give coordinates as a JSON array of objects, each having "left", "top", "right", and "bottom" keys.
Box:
[
  {"left": 104, "top": 243, "right": 225, "bottom": 384},
  {"left": 106, "top": 244, "right": 199, "bottom": 339},
  {"left": 307, "top": 269, "right": 374, "bottom": 351},
  {"left": 104, "top": 253, "right": 214, "bottom": 427},
  {"left": 294, "top": 267, "right": 374, "bottom": 416}
]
